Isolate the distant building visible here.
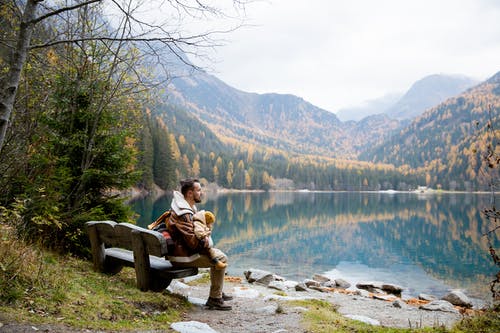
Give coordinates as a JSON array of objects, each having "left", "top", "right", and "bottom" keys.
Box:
[{"left": 417, "top": 186, "right": 428, "bottom": 193}]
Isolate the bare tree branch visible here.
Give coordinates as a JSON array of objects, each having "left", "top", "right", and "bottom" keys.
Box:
[
  {"left": 31, "top": 0, "right": 102, "bottom": 25},
  {"left": 28, "top": 34, "right": 212, "bottom": 48}
]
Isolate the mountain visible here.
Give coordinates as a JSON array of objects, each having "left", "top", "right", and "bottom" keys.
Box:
[
  {"left": 385, "top": 74, "right": 478, "bottom": 120},
  {"left": 336, "top": 93, "right": 403, "bottom": 121},
  {"left": 337, "top": 74, "right": 476, "bottom": 122},
  {"left": 166, "top": 70, "right": 409, "bottom": 159},
  {"left": 168, "top": 71, "right": 356, "bottom": 157},
  {"left": 360, "top": 71, "right": 500, "bottom": 190},
  {"left": 165, "top": 70, "right": 483, "bottom": 164}
]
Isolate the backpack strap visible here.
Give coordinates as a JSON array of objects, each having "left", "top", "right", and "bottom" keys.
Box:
[
  {"left": 147, "top": 209, "right": 172, "bottom": 230},
  {"left": 148, "top": 209, "right": 175, "bottom": 253}
]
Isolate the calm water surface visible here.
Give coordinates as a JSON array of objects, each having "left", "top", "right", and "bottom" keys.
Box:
[{"left": 130, "top": 191, "right": 500, "bottom": 302}]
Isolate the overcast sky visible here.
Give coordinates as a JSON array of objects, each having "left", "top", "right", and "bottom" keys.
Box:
[{"left": 188, "top": 0, "right": 500, "bottom": 113}]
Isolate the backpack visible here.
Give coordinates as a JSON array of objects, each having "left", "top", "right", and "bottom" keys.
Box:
[{"left": 148, "top": 210, "right": 175, "bottom": 254}]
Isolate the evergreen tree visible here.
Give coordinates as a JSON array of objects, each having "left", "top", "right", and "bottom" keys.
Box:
[
  {"left": 152, "top": 119, "right": 176, "bottom": 190},
  {"left": 136, "top": 112, "right": 154, "bottom": 190}
]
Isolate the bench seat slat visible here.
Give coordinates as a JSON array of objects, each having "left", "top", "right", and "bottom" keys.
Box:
[
  {"left": 104, "top": 248, "right": 198, "bottom": 279},
  {"left": 105, "top": 248, "right": 135, "bottom": 268}
]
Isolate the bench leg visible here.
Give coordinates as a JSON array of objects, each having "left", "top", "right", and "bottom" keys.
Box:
[
  {"left": 131, "top": 230, "right": 151, "bottom": 291},
  {"left": 87, "top": 224, "right": 106, "bottom": 272}
]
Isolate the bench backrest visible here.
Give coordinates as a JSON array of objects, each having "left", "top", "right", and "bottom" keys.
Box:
[{"left": 86, "top": 221, "right": 168, "bottom": 257}]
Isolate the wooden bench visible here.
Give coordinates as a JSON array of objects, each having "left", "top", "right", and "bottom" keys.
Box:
[{"left": 85, "top": 221, "right": 198, "bottom": 292}]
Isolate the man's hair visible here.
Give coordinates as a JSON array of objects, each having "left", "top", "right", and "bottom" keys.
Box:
[{"left": 180, "top": 178, "right": 200, "bottom": 196}]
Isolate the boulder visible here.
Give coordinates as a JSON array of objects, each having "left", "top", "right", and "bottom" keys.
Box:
[
  {"left": 304, "top": 279, "right": 321, "bottom": 288},
  {"left": 309, "top": 285, "right": 331, "bottom": 293},
  {"left": 283, "top": 280, "right": 299, "bottom": 289},
  {"left": 381, "top": 283, "right": 404, "bottom": 295},
  {"left": 321, "top": 280, "right": 337, "bottom": 288},
  {"left": 335, "top": 278, "right": 351, "bottom": 289},
  {"left": 268, "top": 280, "right": 288, "bottom": 291},
  {"left": 166, "top": 280, "right": 190, "bottom": 294},
  {"left": 312, "top": 274, "right": 331, "bottom": 283},
  {"left": 356, "top": 281, "right": 384, "bottom": 293},
  {"left": 355, "top": 289, "right": 371, "bottom": 298},
  {"left": 441, "top": 290, "right": 472, "bottom": 308},
  {"left": 392, "top": 299, "right": 408, "bottom": 308},
  {"left": 244, "top": 268, "right": 275, "bottom": 286},
  {"left": 295, "top": 283, "right": 308, "bottom": 291},
  {"left": 372, "top": 294, "right": 397, "bottom": 302},
  {"left": 356, "top": 281, "right": 404, "bottom": 295},
  {"left": 273, "top": 274, "right": 286, "bottom": 282},
  {"left": 186, "top": 296, "right": 206, "bottom": 306},
  {"left": 419, "top": 300, "right": 459, "bottom": 313}
]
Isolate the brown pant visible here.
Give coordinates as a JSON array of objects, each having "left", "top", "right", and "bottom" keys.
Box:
[{"left": 172, "top": 250, "right": 227, "bottom": 299}]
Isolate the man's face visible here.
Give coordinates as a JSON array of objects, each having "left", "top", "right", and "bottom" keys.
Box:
[{"left": 192, "top": 182, "right": 202, "bottom": 203}]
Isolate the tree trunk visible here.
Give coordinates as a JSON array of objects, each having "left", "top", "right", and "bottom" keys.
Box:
[{"left": 0, "top": 0, "right": 38, "bottom": 153}]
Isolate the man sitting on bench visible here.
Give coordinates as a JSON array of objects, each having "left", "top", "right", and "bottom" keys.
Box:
[{"left": 164, "top": 178, "right": 233, "bottom": 311}]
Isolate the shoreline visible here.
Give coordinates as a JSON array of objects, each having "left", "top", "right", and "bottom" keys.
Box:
[{"left": 124, "top": 186, "right": 496, "bottom": 200}]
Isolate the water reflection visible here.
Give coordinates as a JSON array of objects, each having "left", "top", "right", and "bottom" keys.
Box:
[{"left": 130, "top": 191, "right": 500, "bottom": 301}]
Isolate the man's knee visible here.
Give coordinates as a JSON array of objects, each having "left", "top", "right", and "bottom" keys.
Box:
[{"left": 212, "top": 248, "right": 227, "bottom": 262}]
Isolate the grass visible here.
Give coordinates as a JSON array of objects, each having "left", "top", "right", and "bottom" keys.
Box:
[
  {"left": 184, "top": 272, "right": 211, "bottom": 285},
  {"left": 0, "top": 255, "right": 192, "bottom": 330},
  {"left": 289, "top": 299, "right": 500, "bottom": 333},
  {"left": 0, "top": 222, "right": 191, "bottom": 331}
]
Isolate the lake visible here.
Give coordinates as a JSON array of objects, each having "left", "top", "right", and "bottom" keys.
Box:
[{"left": 130, "top": 191, "right": 500, "bottom": 302}]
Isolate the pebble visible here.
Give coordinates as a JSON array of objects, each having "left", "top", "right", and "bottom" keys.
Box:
[{"left": 171, "top": 321, "right": 219, "bottom": 333}]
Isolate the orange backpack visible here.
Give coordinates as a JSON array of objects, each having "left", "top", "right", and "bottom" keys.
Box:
[{"left": 148, "top": 210, "right": 174, "bottom": 253}]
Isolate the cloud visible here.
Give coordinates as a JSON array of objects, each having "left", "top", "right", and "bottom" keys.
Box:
[{"left": 190, "top": 0, "right": 500, "bottom": 112}]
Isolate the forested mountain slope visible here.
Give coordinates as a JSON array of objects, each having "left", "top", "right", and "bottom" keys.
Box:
[
  {"left": 168, "top": 70, "right": 397, "bottom": 159},
  {"left": 166, "top": 67, "right": 479, "bottom": 164},
  {"left": 168, "top": 72, "right": 353, "bottom": 157},
  {"left": 360, "top": 71, "right": 500, "bottom": 190}
]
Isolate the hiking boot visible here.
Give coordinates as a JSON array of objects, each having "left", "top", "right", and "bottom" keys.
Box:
[
  {"left": 206, "top": 297, "right": 232, "bottom": 311},
  {"left": 222, "top": 292, "right": 233, "bottom": 301}
]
